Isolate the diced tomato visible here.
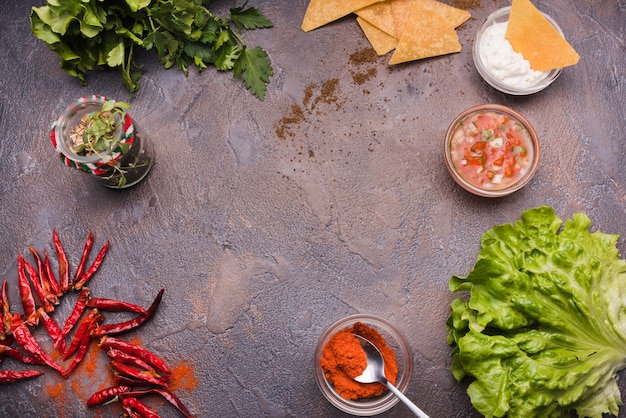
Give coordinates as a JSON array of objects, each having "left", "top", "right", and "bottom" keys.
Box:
[
  {"left": 470, "top": 141, "right": 487, "bottom": 152},
  {"left": 473, "top": 114, "right": 496, "bottom": 130}
]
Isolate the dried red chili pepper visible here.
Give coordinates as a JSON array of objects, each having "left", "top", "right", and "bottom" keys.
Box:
[
  {"left": 17, "top": 255, "right": 38, "bottom": 326},
  {"left": 122, "top": 397, "right": 162, "bottom": 418},
  {"left": 43, "top": 248, "right": 63, "bottom": 298},
  {"left": 121, "top": 389, "right": 196, "bottom": 418},
  {"left": 61, "top": 287, "right": 90, "bottom": 340},
  {"left": 11, "top": 318, "right": 65, "bottom": 376},
  {"left": 126, "top": 409, "right": 144, "bottom": 418},
  {"left": 113, "top": 372, "right": 149, "bottom": 387},
  {"left": 86, "top": 297, "right": 147, "bottom": 315},
  {"left": 92, "top": 289, "right": 164, "bottom": 337},
  {"left": 64, "top": 308, "right": 102, "bottom": 360},
  {"left": 23, "top": 257, "right": 54, "bottom": 314},
  {"left": 86, "top": 385, "right": 132, "bottom": 406},
  {"left": 52, "top": 229, "right": 71, "bottom": 293},
  {"left": 0, "top": 281, "right": 11, "bottom": 339},
  {"left": 99, "top": 336, "right": 171, "bottom": 377},
  {"left": 72, "top": 230, "right": 94, "bottom": 287},
  {"left": 0, "top": 284, "right": 4, "bottom": 339},
  {"left": 106, "top": 348, "right": 156, "bottom": 374},
  {"left": 0, "top": 335, "right": 12, "bottom": 363},
  {"left": 63, "top": 314, "right": 101, "bottom": 377},
  {"left": 0, "top": 343, "right": 44, "bottom": 365},
  {"left": 110, "top": 360, "right": 169, "bottom": 387},
  {"left": 37, "top": 308, "right": 66, "bottom": 355},
  {"left": 0, "top": 369, "right": 43, "bottom": 383},
  {"left": 74, "top": 240, "right": 109, "bottom": 290},
  {"left": 28, "top": 246, "right": 59, "bottom": 306}
]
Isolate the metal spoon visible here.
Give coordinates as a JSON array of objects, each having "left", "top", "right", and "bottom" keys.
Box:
[{"left": 352, "top": 334, "right": 431, "bottom": 418}]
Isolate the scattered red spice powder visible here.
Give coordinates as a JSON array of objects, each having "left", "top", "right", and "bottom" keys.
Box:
[{"left": 169, "top": 360, "right": 199, "bottom": 392}]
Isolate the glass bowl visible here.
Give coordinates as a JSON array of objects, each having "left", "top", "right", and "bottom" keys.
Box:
[
  {"left": 473, "top": 7, "right": 563, "bottom": 95},
  {"left": 314, "top": 314, "right": 413, "bottom": 416},
  {"left": 444, "top": 104, "right": 540, "bottom": 197}
]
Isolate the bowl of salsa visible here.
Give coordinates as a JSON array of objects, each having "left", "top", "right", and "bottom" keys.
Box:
[{"left": 444, "top": 104, "right": 539, "bottom": 197}]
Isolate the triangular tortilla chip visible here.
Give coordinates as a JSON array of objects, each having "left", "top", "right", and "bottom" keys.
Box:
[
  {"left": 355, "top": 0, "right": 397, "bottom": 38},
  {"left": 390, "top": 0, "right": 470, "bottom": 36},
  {"left": 389, "top": 2, "right": 462, "bottom": 64},
  {"left": 390, "top": 0, "right": 412, "bottom": 37},
  {"left": 301, "top": 0, "right": 384, "bottom": 32},
  {"left": 357, "top": 16, "right": 398, "bottom": 55},
  {"left": 419, "top": 0, "right": 471, "bottom": 28},
  {"left": 506, "top": 0, "right": 580, "bottom": 71}
]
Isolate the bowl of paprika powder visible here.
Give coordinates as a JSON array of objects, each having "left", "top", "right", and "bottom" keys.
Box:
[{"left": 314, "top": 314, "right": 413, "bottom": 415}]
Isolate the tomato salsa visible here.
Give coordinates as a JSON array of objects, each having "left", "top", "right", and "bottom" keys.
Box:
[{"left": 449, "top": 110, "right": 534, "bottom": 191}]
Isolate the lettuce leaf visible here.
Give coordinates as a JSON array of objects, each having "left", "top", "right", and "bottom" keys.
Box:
[{"left": 447, "top": 206, "right": 626, "bottom": 417}]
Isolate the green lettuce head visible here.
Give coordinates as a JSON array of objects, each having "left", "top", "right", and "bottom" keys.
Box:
[{"left": 447, "top": 206, "right": 626, "bottom": 417}]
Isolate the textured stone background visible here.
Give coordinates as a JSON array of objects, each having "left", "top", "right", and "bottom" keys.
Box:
[{"left": 0, "top": 0, "right": 625, "bottom": 417}]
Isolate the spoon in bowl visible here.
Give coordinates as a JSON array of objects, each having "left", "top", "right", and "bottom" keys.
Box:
[{"left": 352, "top": 334, "right": 431, "bottom": 418}]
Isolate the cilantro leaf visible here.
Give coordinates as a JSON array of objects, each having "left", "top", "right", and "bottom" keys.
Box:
[
  {"left": 233, "top": 46, "right": 273, "bottom": 101},
  {"left": 230, "top": 4, "right": 274, "bottom": 31}
]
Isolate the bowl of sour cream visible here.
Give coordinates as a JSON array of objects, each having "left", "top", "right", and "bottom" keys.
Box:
[{"left": 473, "top": 7, "right": 563, "bottom": 95}]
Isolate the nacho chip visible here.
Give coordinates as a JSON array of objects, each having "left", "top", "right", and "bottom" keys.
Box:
[
  {"left": 506, "top": 0, "right": 580, "bottom": 71},
  {"left": 390, "top": 0, "right": 469, "bottom": 36},
  {"left": 357, "top": 16, "right": 398, "bottom": 55},
  {"left": 390, "top": 0, "right": 412, "bottom": 37},
  {"left": 355, "top": 0, "right": 397, "bottom": 38},
  {"left": 389, "top": 2, "right": 462, "bottom": 64},
  {"left": 420, "top": 0, "right": 471, "bottom": 28},
  {"left": 301, "top": 0, "right": 385, "bottom": 32}
]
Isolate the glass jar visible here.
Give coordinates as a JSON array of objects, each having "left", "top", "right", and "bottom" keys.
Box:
[{"left": 50, "top": 95, "right": 154, "bottom": 188}]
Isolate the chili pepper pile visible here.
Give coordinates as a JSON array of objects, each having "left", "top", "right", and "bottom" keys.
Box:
[{"left": 0, "top": 230, "right": 195, "bottom": 417}]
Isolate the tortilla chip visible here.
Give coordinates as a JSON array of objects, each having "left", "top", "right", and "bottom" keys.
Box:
[
  {"left": 357, "top": 16, "right": 398, "bottom": 55},
  {"left": 419, "top": 0, "right": 471, "bottom": 28},
  {"left": 301, "top": 0, "right": 385, "bottom": 32},
  {"left": 389, "top": 2, "right": 462, "bottom": 64},
  {"left": 355, "top": 0, "right": 397, "bottom": 38},
  {"left": 390, "top": 0, "right": 412, "bottom": 37},
  {"left": 506, "top": 0, "right": 580, "bottom": 71}
]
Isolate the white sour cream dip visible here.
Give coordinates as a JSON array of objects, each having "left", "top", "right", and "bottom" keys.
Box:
[{"left": 479, "top": 21, "right": 548, "bottom": 88}]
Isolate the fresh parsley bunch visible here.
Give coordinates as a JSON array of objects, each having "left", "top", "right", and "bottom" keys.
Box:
[{"left": 30, "top": 0, "right": 273, "bottom": 100}]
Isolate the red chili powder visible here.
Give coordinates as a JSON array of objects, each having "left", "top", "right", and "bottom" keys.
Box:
[
  {"left": 320, "top": 322, "right": 398, "bottom": 400},
  {"left": 169, "top": 360, "right": 199, "bottom": 392}
]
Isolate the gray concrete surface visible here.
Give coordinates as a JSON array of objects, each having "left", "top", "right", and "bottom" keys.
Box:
[{"left": 0, "top": 0, "right": 625, "bottom": 417}]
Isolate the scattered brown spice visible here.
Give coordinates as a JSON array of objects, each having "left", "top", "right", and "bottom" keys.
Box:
[
  {"left": 275, "top": 104, "right": 306, "bottom": 139},
  {"left": 450, "top": 0, "right": 481, "bottom": 8},
  {"left": 349, "top": 47, "right": 378, "bottom": 66},
  {"left": 352, "top": 67, "right": 378, "bottom": 85},
  {"left": 274, "top": 78, "right": 343, "bottom": 139},
  {"left": 452, "top": 0, "right": 501, "bottom": 9},
  {"left": 303, "top": 84, "right": 314, "bottom": 109},
  {"left": 315, "top": 78, "right": 340, "bottom": 109}
]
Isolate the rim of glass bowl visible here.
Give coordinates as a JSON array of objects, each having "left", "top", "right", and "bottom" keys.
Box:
[
  {"left": 473, "top": 6, "right": 564, "bottom": 95},
  {"left": 314, "top": 314, "right": 413, "bottom": 416},
  {"left": 55, "top": 96, "right": 123, "bottom": 163},
  {"left": 443, "top": 103, "right": 540, "bottom": 198}
]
